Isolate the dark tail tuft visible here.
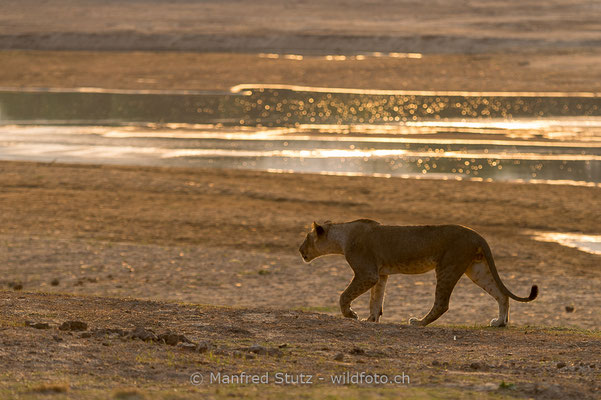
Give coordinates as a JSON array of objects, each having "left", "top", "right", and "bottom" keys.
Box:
[{"left": 528, "top": 285, "right": 539, "bottom": 301}]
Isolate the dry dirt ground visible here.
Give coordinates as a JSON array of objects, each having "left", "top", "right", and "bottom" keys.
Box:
[
  {"left": 0, "top": 161, "right": 600, "bottom": 399},
  {"left": 1, "top": 291, "right": 600, "bottom": 400}
]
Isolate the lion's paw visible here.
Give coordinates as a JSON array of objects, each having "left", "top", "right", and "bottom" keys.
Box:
[
  {"left": 490, "top": 318, "right": 507, "bottom": 327},
  {"left": 342, "top": 309, "right": 358, "bottom": 319},
  {"left": 408, "top": 317, "right": 422, "bottom": 326}
]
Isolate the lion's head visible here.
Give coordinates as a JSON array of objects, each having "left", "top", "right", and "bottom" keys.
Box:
[{"left": 298, "top": 221, "right": 336, "bottom": 262}]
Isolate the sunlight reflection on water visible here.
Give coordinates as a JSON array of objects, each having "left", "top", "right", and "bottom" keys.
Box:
[
  {"left": 529, "top": 231, "right": 601, "bottom": 255},
  {"left": 1, "top": 87, "right": 601, "bottom": 185}
]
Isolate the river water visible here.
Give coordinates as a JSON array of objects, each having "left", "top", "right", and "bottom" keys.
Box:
[{"left": 1, "top": 85, "right": 600, "bottom": 186}]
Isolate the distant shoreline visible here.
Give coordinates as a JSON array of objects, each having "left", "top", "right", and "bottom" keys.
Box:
[{"left": 3, "top": 49, "right": 601, "bottom": 93}]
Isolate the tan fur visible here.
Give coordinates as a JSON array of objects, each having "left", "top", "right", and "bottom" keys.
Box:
[{"left": 299, "top": 219, "right": 538, "bottom": 327}]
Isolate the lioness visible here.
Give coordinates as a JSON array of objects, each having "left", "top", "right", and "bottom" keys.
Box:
[{"left": 298, "top": 219, "right": 537, "bottom": 327}]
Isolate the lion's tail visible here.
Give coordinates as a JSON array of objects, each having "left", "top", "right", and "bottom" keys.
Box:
[{"left": 480, "top": 241, "right": 538, "bottom": 302}]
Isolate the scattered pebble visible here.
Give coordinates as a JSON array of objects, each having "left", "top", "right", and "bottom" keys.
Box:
[
  {"left": 93, "top": 328, "right": 126, "bottom": 338},
  {"left": 50, "top": 278, "right": 60, "bottom": 286},
  {"left": 52, "top": 335, "right": 63, "bottom": 342},
  {"left": 432, "top": 360, "right": 441, "bottom": 366},
  {"left": 470, "top": 362, "right": 482, "bottom": 370},
  {"left": 349, "top": 347, "right": 365, "bottom": 355},
  {"left": 334, "top": 352, "right": 345, "bottom": 362},
  {"left": 9, "top": 282, "right": 23, "bottom": 291},
  {"left": 59, "top": 321, "right": 88, "bottom": 332},
  {"left": 245, "top": 354, "right": 256, "bottom": 360},
  {"left": 557, "top": 362, "right": 566, "bottom": 369},
  {"left": 79, "top": 332, "right": 92, "bottom": 339},
  {"left": 565, "top": 306, "right": 574, "bottom": 313},
  {"left": 26, "top": 322, "right": 50, "bottom": 329},
  {"left": 158, "top": 332, "right": 191, "bottom": 346},
  {"left": 244, "top": 344, "right": 283, "bottom": 357},
  {"left": 177, "top": 342, "right": 197, "bottom": 351},
  {"left": 130, "top": 326, "right": 158, "bottom": 342},
  {"left": 248, "top": 344, "right": 268, "bottom": 355}
]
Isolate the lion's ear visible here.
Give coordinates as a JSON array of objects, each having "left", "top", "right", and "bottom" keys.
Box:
[{"left": 313, "top": 222, "right": 325, "bottom": 236}]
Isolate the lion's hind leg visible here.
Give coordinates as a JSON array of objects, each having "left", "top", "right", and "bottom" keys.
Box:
[
  {"left": 409, "top": 262, "right": 465, "bottom": 327},
  {"left": 466, "top": 262, "right": 509, "bottom": 327}
]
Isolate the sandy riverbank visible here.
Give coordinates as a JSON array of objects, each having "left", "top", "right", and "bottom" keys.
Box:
[
  {"left": 2, "top": 49, "right": 601, "bottom": 93},
  {"left": 2, "top": 0, "right": 601, "bottom": 93}
]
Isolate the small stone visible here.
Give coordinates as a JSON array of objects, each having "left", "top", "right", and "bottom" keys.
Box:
[
  {"left": 432, "top": 360, "right": 441, "bottom": 366},
  {"left": 565, "top": 306, "right": 574, "bottom": 313},
  {"left": 79, "top": 332, "right": 92, "bottom": 339},
  {"left": 12, "top": 283, "right": 23, "bottom": 291},
  {"left": 349, "top": 347, "right": 365, "bottom": 355},
  {"left": 556, "top": 362, "right": 566, "bottom": 369},
  {"left": 245, "top": 354, "right": 256, "bottom": 360},
  {"left": 278, "top": 343, "right": 289, "bottom": 348},
  {"left": 50, "top": 278, "right": 60, "bottom": 286},
  {"left": 248, "top": 344, "right": 268, "bottom": 355},
  {"left": 177, "top": 342, "right": 197, "bottom": 351},
  {"left": 158, "top": 333, "right": 181, "bottom": 346},
  {"left": 52, "top": 335, "right": 63, "bottom": 342},
  {"left": 102, "top": 341, "right": 110, "bottom": 346},
  {"left": 32, "top": 322, "right": 50, "bottom": 329},
  {"left": 334, "top": 352, "right": 345, "bottom": 362},
  {"left": 93, "top": 328, "right": 125, "bottom": 338},
  {"left": 130, "top": 326, "right": 157, "bottom": 341},
  {"left": 59, "top": 321, "right": 88, "bottom": 331},
  {"left": 470, "top": 362, "right": 482, "bottom": 370},
  {"left": 158, "top": 332, "right": 191, "bottom": 346}
]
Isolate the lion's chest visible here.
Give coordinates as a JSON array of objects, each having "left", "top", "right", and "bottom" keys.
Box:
[{"left": 379, "top": 257, "right": 437, "bottom": 275}]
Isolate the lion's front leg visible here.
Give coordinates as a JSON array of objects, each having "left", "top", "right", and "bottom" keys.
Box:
[
  {"left": 365, "top": 275, "right": 388, "bottom": 322},
  {"left": 339, "top": 275, "right": 379, "bottom": 320}
]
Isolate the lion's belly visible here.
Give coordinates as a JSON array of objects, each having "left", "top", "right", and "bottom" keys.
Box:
[{"left": 379, "top": 258, "right": 437, "bottom": 275}]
